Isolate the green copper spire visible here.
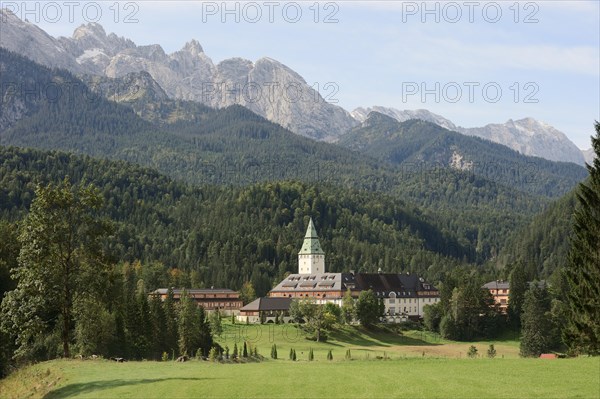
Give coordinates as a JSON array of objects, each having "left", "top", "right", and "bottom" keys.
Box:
[{"left": 299, "top": 218, "right": 324, "bottom": 255}]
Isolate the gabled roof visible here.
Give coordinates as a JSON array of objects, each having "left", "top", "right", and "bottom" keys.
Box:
[
  {"left": 241, "top": 297, "right": 292, "bottom": 312},
  {"left": 298, "top": 218, "right": 325, "bottom": 255}
]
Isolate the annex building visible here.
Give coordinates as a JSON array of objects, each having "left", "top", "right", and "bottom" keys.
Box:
[
  {"left": 151, "top": 288, "right": 243, "bottom": 315},
  {"left": 239, "top": 218, "right": 440, "bottom": 323}
]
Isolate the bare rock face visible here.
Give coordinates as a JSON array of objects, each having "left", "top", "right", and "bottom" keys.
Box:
[
  {"left": 0, "top": 11, "right": 356, "bottom": 140},
  {"left": 582, "top": 148, "right": 597, "bottom": 165},
  {"left": 0, "top": 9, "right": 84, "bottom": 73},
  {"left": 459, "top": 118, "right": 585, "bottom": 165},
  {"left": 352, "top": 105, "right": 586, "bottom": 165},
  {"left": 352, "top": 106, "right": 457, "bottom": 131}
]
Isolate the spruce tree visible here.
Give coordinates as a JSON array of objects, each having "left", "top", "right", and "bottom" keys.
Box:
[
  {"left": 520, "top": 282, "right": 554, "bottom": 357},
  {"left": 243, "top": 341, "right": 248, "bottom": 358},
  {"left": 564, "top": 122, "right": 600, "bottom": 355}
]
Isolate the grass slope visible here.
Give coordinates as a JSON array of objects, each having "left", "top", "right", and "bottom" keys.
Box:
[
  {"left": 1, "top": 357, "right": 598, "bottom": 399},
  {"left": 215, "top": 324, "right": 521, "bottom": 360}
]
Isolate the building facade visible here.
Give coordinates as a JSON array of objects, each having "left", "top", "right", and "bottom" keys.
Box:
[
  {"left": 238, "top": 297, "right": 293, "bottom": 323},
  {"left": 483, "top": 280, "right": 510, "bottom": 313},
  {"left": 151, "top": 288, "right": 243, "bottom": 315}
]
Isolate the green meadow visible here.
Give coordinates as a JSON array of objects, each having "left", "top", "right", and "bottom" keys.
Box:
[{"left": 1, "top": 325, "right": 598, "bottom": 399}]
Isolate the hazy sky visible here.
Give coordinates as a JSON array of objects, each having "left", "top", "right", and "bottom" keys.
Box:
[{"left": 23, "top": 0, "right": 600, "bottom": 149}]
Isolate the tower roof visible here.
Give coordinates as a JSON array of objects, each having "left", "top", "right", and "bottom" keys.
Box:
[{"left": 299, "top": 218, "right": 325, "bottom": 255}]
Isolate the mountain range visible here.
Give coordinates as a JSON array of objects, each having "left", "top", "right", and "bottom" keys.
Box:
[
  {"left": 352, "top": 106, "right": 588, "bottom": 165},
  {"left": 0, "top": 9, "right": 593, "bottom": 165}
]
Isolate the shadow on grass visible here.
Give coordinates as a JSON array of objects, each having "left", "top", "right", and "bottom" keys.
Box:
[
  {"left": 43, "top": 377, "right": 219, "bottom": 399},
  {"left": 330, "top": 326, "right": 441, "bottom": 347}
]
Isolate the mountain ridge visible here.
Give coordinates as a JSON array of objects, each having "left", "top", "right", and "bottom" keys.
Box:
[
  {"left": 351, "top": 106, "right": 586, "bottom": 165},
  {"left": 0, "top": 9, "right": 357, "bottom": 140}
]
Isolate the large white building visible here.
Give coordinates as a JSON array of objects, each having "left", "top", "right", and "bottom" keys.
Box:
[{"left": 239, "top": 219, "right": 440, "bottom": 323}]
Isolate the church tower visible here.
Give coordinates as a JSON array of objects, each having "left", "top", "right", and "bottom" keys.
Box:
[{"left": 298, "top": 218, "right": 325, "bottom": 274}]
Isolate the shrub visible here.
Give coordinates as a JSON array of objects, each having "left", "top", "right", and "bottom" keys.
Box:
[
  {"left": 487, "top": 344, "right": 497, "bottom": 359},
  {"left": 271, "top": 344, "right": 278, "bottom": 359},
  {"left": 467, "top": 345, "right": 478, "bottom": 358},
  {"left": 327, "top": 350, "right": 333, "bottom": 361}
]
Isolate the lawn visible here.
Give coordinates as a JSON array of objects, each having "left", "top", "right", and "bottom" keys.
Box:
[
  {"left": 1, "top": 326, "right": 597, "bottom": 399},
  {"left": 215, "top": 323, "right": 522, "bottom": 359},
  {"left": 1, "top": 357, "right": 598, "bottom": 399}
]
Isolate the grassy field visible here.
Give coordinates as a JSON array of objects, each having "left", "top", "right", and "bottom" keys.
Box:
[
  {"left": 214, "top": 323, "right": 522, "bottom": 359},
  {"left": 1, "top": 357, "right": 598, "bottom": 399},
  {"left": 1, "top": 325, "right": 598, "bottom": 399}
]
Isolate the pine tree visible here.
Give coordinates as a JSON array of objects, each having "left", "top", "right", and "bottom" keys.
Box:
[
  {"left": 178, "top": 289, "right": 201, "bottom": 357},
  {"left": 233, "top": 343, "right": 238, "bottom": 359},
  {"left": 507, "top": 261, "right": 530, "bottom": 329},
  {"left": 0, "top": 180, "right": 111, "bottom": 359},
  {"left": 243, "top": 341, "right": 248, "bottom": 358},
  {"left": 327, "top": 349, "right": 333, "bottom": 361},
  {"left": 292, "top": 349, "right": 297, "bottom": 361},
  {"left": 163, "top": 287, "right": 178, "bottom": 357},
  {"left": 289, "top": 348, "right": 294, "bottom": 360},
  {"left": 271, "top": 344, "right": 277, "bottom": 359},
  {"left": 520, "top": 282, "right": 555, "bottom": 357},
  {"left": 308, "top": 348, "right": 314, "bottom": 361},
  {"left": 564, "top": 122, "right": 600, "bottom": 355}
]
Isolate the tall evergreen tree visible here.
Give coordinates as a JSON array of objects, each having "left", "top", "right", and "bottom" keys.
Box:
[
  {"left": 163, "top": 287, "right": 178, "bottom": 357},
  {"left": 149, "top": 293, "right": 167, "bottom": 359},
  {"left": 177, "top": 289, "right": 201, "bottom": 356},
  {"left": 0, "top": 180, "right": 111, "bottom": 359},
  {"left": 520, "top": 282, "right": 556, "bottom": 357},
  {"left": 564, "top": 121, "right": 600, "bottom": 355},
  {"left": 508, "top": 261, "right": 529, "bottom": 329}
]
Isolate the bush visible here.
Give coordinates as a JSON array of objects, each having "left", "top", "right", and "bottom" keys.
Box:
[
  {"left": 327, "top": 350, "right": 333, "bottom": 361},
  {"left": 161, "top": 352, "right": 169, "bottom": 362},
  {"left": 308, "top": 348, "right": 314, "bottom": 361},
  {"left": 271, "top": 344, "right": 277, "bottom": 359},
  {"left": 209, "top": 347, "right": 219, "bottom": 362},
  {"left": 345, "top": 349, "right": 352, "bottom": 360},
  {"left": 487, "top": 344, "right": 497, "bottom": 359},
  {"left": 467, "top": 345, "right": 478, "bottom": 358}
]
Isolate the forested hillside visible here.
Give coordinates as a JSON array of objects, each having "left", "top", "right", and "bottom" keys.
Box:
[
  {"left": 339, "top": 113, "right": 588, "bottom": 198},
  {"left": 0, "top": 146, "right": 483, "bottom": 297},
  {"left": 497, "top": 189, "right": 577, "bottom": 278},
  {"left": 0, "top": 49, "right": 564, "bottom": 263}
]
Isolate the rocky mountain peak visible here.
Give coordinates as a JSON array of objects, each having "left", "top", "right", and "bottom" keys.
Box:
[
  {"left": 182, "top": 39, "right": 204, "bottom": 55},
  {"left": 73, "top": 23, "right": 106, "bottom": 40}
]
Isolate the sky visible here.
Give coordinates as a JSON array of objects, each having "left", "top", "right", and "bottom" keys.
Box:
[{"left": 12, "top": 0, "right": 600, "bottom": 149}]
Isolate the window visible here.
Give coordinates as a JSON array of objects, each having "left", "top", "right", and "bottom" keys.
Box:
[
  {"left": 389, "top": 307, "right": 395, "bottom": 315},
  {"left": 389, "top": 298, "right": 395, "bottom": 304}
]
